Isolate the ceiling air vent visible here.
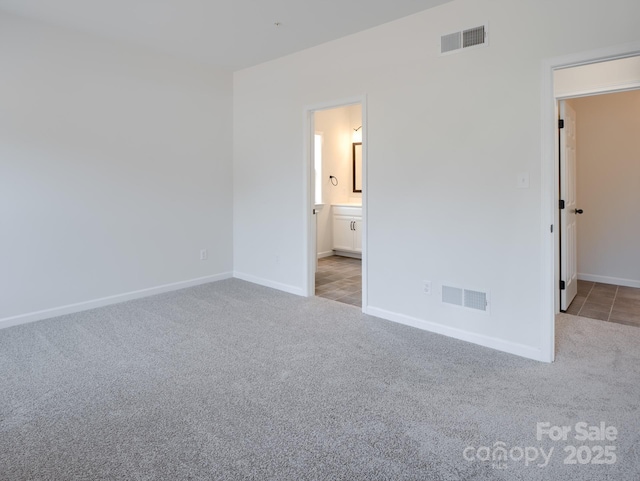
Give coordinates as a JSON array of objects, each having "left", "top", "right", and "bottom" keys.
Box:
[{"left": 440, "top": 24, "right": 488, "bottom": 55}]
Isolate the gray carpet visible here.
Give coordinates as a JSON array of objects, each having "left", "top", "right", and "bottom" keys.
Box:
[{"left": 1, "top": 279, "right": 639, "bottom": 480}]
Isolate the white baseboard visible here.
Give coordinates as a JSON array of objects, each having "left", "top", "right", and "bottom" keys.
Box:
[
  {"left": 317, "top": 251, "right": 334, "bottom": 259},
  {"left": 365, "top": 306, "right": 545, "bottom": 362},
  {"left": 0, "top": 272, "right": 233, "bottom": 331},
  {"left": 332, "top": 250, "right": 362, "bottom": 259},
  {"left": 233, "top": 272, "right": 305, "bottom": 297},
  {"left": 578, "top": 273, "right": 640, "bottom": 289}
]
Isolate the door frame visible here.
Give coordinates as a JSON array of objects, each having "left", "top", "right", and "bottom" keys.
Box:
[
  {"left": 302, "top": 95, "right": 368, "bottom": 310},
  {"left": 541, "top": 42, "right": 640, "bottom": 362}
]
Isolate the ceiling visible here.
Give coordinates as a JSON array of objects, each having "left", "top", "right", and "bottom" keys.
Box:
[{"left": 0, "top": 0, "right": 453, "bottom": 70}]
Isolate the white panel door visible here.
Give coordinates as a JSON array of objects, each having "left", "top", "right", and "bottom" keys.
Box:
[{"left": 560, "top": 100, "right": 578, "bottom": 310}]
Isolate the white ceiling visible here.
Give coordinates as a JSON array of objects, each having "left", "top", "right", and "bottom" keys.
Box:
[{"left": 0, "top": 0, "right": 452, "bottom": 70}]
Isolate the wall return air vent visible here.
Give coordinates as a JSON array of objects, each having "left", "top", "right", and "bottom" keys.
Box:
[
  {"left": 442, "top": 285, "right": 489, "bottom": 312},
  {"left": 440, "top": 24, "right": 488, "bottom": 55}
]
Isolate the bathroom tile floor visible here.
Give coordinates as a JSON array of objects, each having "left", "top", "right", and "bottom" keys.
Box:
[
  {"left": 315, "top": 255, "right": 362, "bottom": 307},
  {"left": 566, "top": 280, "right": 640, "bottom": 327}
]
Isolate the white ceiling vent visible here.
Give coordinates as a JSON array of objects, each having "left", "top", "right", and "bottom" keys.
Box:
[
  {"left": 440, "top": 24, "right": 488, "bottom": 55},
  {"left": 442, "top": 284, "right": 489, "bottom": 313}
]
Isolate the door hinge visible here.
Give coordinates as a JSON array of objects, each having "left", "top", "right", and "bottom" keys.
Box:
[
  {"left": 560, "top": 280, "right": 566, "bottom": 290},
  {"left": 559, "top": 199, "right": 565, "bottom": 210},
  {"left": 550, "top": 224, "right": 553, "bottom": 233},
  {"left": 559, "top": 119, "right": 565, "bottom": 129}
]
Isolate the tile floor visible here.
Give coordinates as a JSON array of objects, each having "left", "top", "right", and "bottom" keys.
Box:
[
  {"left": 315, "top": 255, "right": 362, "bottom": 307},
  {"left": 566, "top": 280, "right": 640, "bottom": 327}
]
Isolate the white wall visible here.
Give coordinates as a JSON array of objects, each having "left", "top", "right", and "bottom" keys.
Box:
[
  {"left": 0, "top": 12, "right": 234, "bottom": 324},
  {"left": 233, "top": 0, "right": 640, "bottom": 360},
  {"left": 555, "top": 56, "right": 640, "bottom": 98},
  {"left": 570, "top": 91, "right": 640, "bottom": 287},
  {"left": 314, "top": 105, "right": 362, "bottom": 257},
  {"left": 348, "top": 105, "right": 363, "bottom": 205}
]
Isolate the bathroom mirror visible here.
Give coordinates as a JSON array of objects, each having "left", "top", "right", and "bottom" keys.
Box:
[{"left": 352, "top": 142, "right": 362, "bottom": 193}]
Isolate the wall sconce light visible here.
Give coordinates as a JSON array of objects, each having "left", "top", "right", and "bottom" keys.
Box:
[{"left": 353, "top": 125, "right": 362, "bottom": 143}]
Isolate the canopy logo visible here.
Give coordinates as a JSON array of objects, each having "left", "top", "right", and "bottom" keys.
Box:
[{"left": 463, "top": 421, "right": 618, "bottom": 469}]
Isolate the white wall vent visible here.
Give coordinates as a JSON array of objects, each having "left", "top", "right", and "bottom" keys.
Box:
[
  {"left": 440, "top": 24, "right": 488, "bottom": 55},
  {"left": 442, "top": 284, "right": 489, "bottom": 312},
  {"left": 442, "top": 285, "right": 463, "bottom": 306},
  {"left": 463, "top": 289, "right": 488, "bottom": 311}
]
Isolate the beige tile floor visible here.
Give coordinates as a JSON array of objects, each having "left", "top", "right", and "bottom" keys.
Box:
[
  {"left": 315, "top": 255, "right": 362, "bottom": 307},
  {"left": 566, "top": 280, "right": 640, "bottom": 327}
]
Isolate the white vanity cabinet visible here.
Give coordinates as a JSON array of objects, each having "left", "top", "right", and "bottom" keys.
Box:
[{"left": 332, "top": 205, "right": 362, "bottom": 255}]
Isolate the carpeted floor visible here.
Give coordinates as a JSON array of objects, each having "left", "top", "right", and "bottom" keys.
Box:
[{"left": 1, "top": 279, "right": 639, "bottom": 480}]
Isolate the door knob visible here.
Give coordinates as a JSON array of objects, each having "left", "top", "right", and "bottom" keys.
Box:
[{"left": 575, "top": 209, "right": 584, "bottom": 214}]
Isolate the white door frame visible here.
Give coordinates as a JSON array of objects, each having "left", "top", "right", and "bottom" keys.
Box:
[
  {"left": 541, "top": 42, "right": 640, "bottom": 363},
  {"left": 302, "top": 95, "right": 368, "bottom": 311}
]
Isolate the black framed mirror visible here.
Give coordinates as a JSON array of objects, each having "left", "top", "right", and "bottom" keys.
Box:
[{"left": 352, "top": 142, "right": 362, "bottom": 193}]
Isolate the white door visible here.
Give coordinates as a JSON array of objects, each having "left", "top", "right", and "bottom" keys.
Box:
[
  {"left": 560, "top": 100, "right": 578, "bottom": 310},
  {"left": 312, "top": 133, "right": 322, "bottom": 274}
]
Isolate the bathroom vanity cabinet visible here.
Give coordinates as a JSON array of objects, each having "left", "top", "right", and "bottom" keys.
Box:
[{"left": 332, "top": 205, "right": 362, "bottom": 255}]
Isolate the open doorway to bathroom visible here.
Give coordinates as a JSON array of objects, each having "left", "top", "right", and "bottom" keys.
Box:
[{"left": 311, "top": 103, "right": 363, "bottom": 307}]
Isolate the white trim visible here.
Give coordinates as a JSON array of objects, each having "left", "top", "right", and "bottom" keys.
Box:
[
  {"left": 578, "top": 274, "right": 640, "bottom": 289},
  {"left": 332, "top": 250, "right": 361, "bottom": 259},
  {"left": 366, "top": 306, "right": 545, "bottom": 362},
  {"left": 302, "top": 95, "right": 368, "bottom": 315},
  {"left": 556, "top": 82, "right": 640, "bottom": 100},
  {"left": 0, "top": 272, "right": 233, "bottom": 331},
  {"left": 541, "top": 41, "right": 640, "bottom": 364},
  {"left": 303, "top": 108, "right": 315, "bottom": 297},
  {"left": 317, "top": 251, "right": 334, "bottom": 259},
  {"left": 233, "top": 271, "right": 305, "bottom": 296},
  {"left": 361, "top": 98, "right": 369, "bottom": 312}
]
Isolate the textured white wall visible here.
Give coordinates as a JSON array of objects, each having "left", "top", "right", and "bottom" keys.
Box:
[
  {"left": 571, "top": 91, "right": 640, "bottom": 286},
  {"left": 233, "top": 0, "right": 640, "bottom": 358},
  {"left": 0, "top": 12, "right": 233, "bottom": 320}
]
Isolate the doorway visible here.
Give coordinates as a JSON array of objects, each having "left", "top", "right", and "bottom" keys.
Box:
[
  {"left": 558, "top": 90, "right": 640, "bottom": 326},
  {"left": 541, "top": 47, "right": 640, "bottom": 362},
  {"left": 304, "top": 97, "right": 367, "bottom": 309}
]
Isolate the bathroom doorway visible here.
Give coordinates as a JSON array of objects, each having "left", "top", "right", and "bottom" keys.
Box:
[{"left": 304, "top": 98, "right": 366, "bottom": 309}]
